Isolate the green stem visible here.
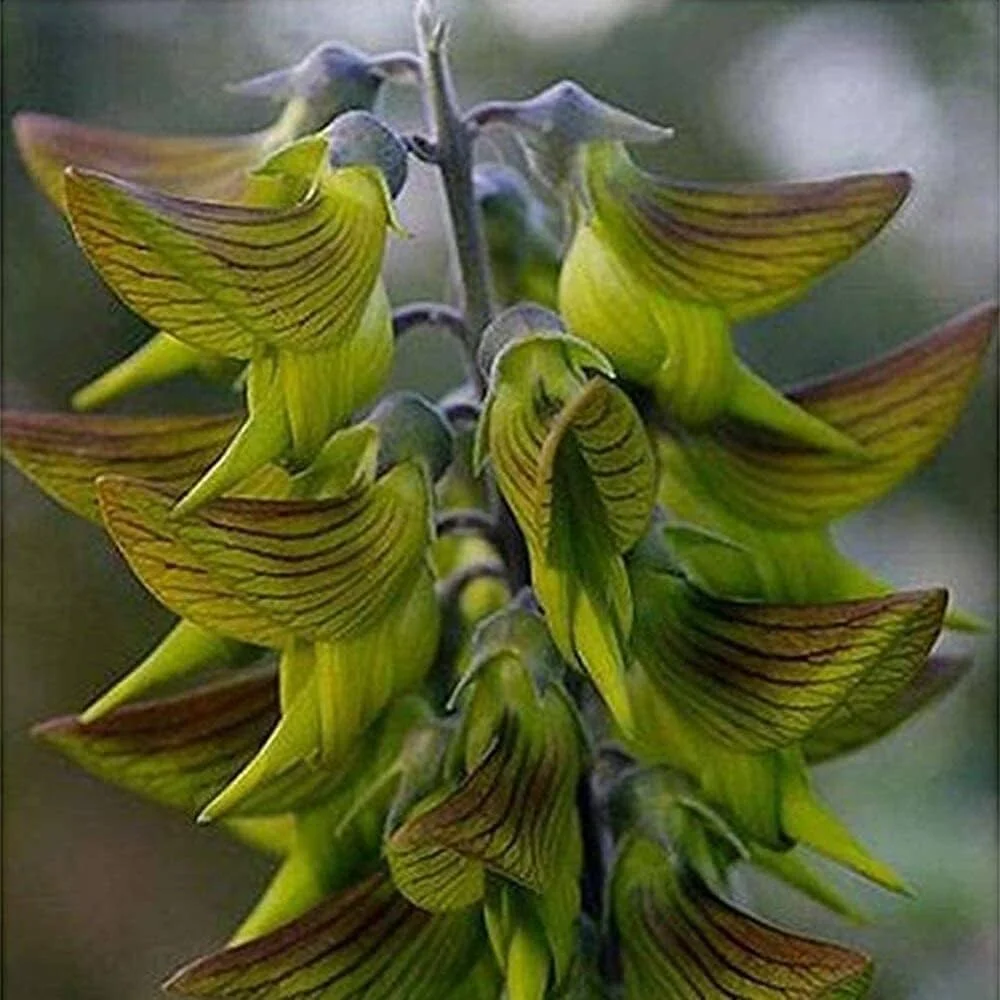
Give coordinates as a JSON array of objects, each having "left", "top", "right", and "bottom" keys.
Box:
[{"left": 416, "top": 3, "right": 495, "bottom": 391}]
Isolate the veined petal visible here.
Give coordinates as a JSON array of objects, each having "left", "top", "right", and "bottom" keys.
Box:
[
  {"left": 12, "top": 110, "right": 284, "bottom": 211},
  {"left": 630, "top": 561, "right": 948, "bottom": 752},
  {"left": 658, "top": 303, "right": 998, "bottom": 528},
  {"left": 537, "top": 377, "right": 656, "bottom": 554},
  {"left": 33, "top": 669, "right": 280, "bottom": 824},
  {"left": 64, "top": 157, "right": 392, "bottom": 359},
  {"left": 164, "top": 872, "right": 485, "bottom": 999},
  {"left": 611, "top": 834, "right": 873, "bottom": 1000},
  {"left": 1, "top": 410, "right": 240, "bottom": 523},
  {"left": 584, "top": 140, "right": 909, "bottom": 320},
  {"left": 388, "top": 691, "right": 581, "bottom": 910},
  {"left": 96, "top": 462, "right": 431, "bottom": 646},
  {"left": 805, "top": 653, "right": 970, "bottom": 763}
]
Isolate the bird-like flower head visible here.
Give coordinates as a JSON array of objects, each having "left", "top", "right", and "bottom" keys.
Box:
[{"left": 476, "top": 306, "right": 656, "bottom": 733}]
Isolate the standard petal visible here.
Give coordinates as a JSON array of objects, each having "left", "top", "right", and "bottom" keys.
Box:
[
  {"left": 537, "top": 377, "right": 656, "bottom": 554},
  {"left": 612, "top": 834, "right": 873, "bottom": 1000},
  {"left": 164, "top": 872, "right": 485, "bottom": 999},
  {"left": 96, "top": 464, "right": 431, "bottom": 646},
  {"left": 2, "top": 410, "right": 240, "bottom": 523},
  {"left": 64, "top": 159, "right": 391, "bottom": 358},
  {"left": 388, "top": 695, "right": 581, "bottom": 910},
  {"left": 585, "top": 140, "right": 910, "bottom": 320},
  {"left": 631, "top": 566, "right": 948, "bottom": 752}
]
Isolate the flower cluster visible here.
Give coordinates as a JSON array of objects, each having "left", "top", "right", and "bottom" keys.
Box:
[{"left": 6, "top": 8, "right": 995, "bottom": 999}]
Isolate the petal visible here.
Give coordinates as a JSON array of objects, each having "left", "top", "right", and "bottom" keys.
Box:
[
  {"left": 585, "top": 140, "right": 909, "bottom": 320},
  {"left": 12, "top": 110, "right": 280, "bottom": 211},
  {"left": 537, "top": 377, "right": 656, "bottom": 554},
  {"left": 631, "top": 567, "right": 948, "bottom": 752},
  {"left": 657, "top": 303, "right": 998, "bottom": 528},
  {"left": 164, "top": 872, "right": 485, "bottom": 999},
  {"left": 805, "top": 653, "right": 972, "bottom": 763},
  {"left": 64, "top": 157, "right": 391, "bottom": 359},
  {"left": 1, "top": 410, "right": 241, "bottom": 523},
  {"left": 387, "top": 695, "right": 581, "bottom": 910},
  {"left": 612, "top": 834, "right": 873, "bottom": 1000},
  {"left": 96, "top": 463, "right": 431, "bottom": 646},
  {"left": 202, "top": 575, "right": 439, "bottom": 819},
  {"left": 33, "top": 669, "right": 279, "bottom": 820}
]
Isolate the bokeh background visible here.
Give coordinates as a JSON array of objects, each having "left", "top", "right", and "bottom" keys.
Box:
[{"left": 2, "top": 1, "right": 997, "bottom": 998}]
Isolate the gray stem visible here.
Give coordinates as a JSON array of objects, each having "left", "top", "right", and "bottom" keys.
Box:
[{"left": 415, "top": 5, "right": 495, "bottom": 392}]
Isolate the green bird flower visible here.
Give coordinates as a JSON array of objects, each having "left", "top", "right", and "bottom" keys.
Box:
[
  {"left": 559, "top": 139, "right": 909, "bottom": 451},
  {"left": 90, "top": 396, "right": 451, "bottom": 821},
  {"left": 476, "top": 306, "right": 656, "bottom": 733},
  {"left": 621, "top": 518, "right": 948, "bottom": 899},
  {"left": 60, "top": 113, "right": 408, "bottom": 512},
  {"left": 14, "top": 48, "right": 419, "bottom": 412},
  {"left": 385, "top": 604, "right": 585, "bottom": 1000},
  {"left": 656, "top": 303, "right": 997, "bottom": 629}
]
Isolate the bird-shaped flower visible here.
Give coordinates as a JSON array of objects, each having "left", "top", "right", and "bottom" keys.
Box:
[
  {"left": 476, "top": 306, "right": 656, "bottom": 733},
  {"left": 621, "top": 518, "right": 949, "bottom": 900},
  {"left": 656, "top": 303, "right": 997, "bottom": 630},
  {"left": 385, "top": 604, "right": 585, "bottom": 1000},
  {"left": 88, "top": 395, "right": 451, "bottom": 822},
  {"left": 63, "top": 112, "right": 410, "bottom": 513}
]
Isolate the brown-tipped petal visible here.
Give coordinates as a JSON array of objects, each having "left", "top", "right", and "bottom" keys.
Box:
[
  {"left": 164, "top": 872, "right": 484, "bottom": 999},
  {"left": 659, "top": 303, "right": 997, "bottom": 529},
  {"left": 2, "top": 410, "right": 241, "bottom": 523},
  {"left": 33, "top": 669, "right": 278, "bottom": 817},
  {"left": 97, "top": 468, "right": 431, "bottom": 647}
]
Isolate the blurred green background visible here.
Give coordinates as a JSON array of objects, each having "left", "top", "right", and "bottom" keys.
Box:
[{"left": 2, "top": 1, "right": 996, "bottom": 998}]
